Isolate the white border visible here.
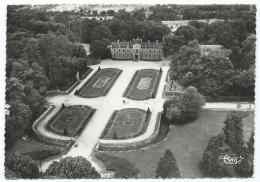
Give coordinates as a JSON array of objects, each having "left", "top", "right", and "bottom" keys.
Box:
[{"left": 0, "top": 1, "right": 259, "bottom": 182}]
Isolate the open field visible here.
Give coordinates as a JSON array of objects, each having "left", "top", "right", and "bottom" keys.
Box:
[
  {"left": 123, "top": 69, "right": 162, "bottom": 100},
  {"left": 96, "top": 110, "right": 254, "bottom": 178},
  {"left": 47, "top": 105, "right": 95, "bottom": 137},
  {"left": 9, "top": 137, "right": 64, "bottom": 161},
  {"left": 100, "top": 108, "right": 150, "bottom": 139},
  {"left": 78, "top": 68, "right": 122, "bottom": 98}
]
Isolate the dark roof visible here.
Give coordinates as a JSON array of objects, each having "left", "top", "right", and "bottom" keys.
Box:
[{"left": 111, "top": 41, "right": 163, "bottom": 49}]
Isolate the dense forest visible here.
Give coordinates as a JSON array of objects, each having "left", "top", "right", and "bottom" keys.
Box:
[
  {"left": 148, "top": 4, "right": 256, "bottom": 22},
  {"left": 5, "top": 6, "right": 96, "bottom": 149}
]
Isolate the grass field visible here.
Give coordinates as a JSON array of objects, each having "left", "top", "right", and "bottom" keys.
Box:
[
  {"left": 123, "top": 69, "right": 162, "bottom": 100},
  {"left": 78, "top": 68, "right": 122, "bottom": 98},
  {"left": 47, "top": 105, "right": 95, "bottom": 137},
  {"left": 8, "top": 137, "right": 64, "bottom": 161},
  {"left": 96, "top": 110, "right": 254, "bottom": 178},
  {"left": 101, "top": 108, "right": 150, "bottom": 139}
]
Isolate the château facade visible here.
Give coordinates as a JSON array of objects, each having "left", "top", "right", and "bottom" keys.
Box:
[{"left": 110, "top": 38, "right": 163, "bottom": 61}]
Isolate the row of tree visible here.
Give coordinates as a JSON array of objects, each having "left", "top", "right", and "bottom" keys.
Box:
[{"left": 148, "top": 4, "right": 256, "bottom": 23}]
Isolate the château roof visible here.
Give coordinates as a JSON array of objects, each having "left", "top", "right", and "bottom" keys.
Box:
[{"left": 111, "top": 38, "right": 163, "bottom": 49}]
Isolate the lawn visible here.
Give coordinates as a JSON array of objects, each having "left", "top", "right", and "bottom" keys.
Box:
[
  {"left": 96, "top": 110, "right": 254, "bottom": 178},
  {"left": 77, "top": 68, "right": 122, "bottom": 98},
  {"left": 8, "top": 137, "right": 64, "bottom": 161},
  {"left": 100, "top": 108, "right": 150, "bottom": 140},
  {"left": 47, "top": 105, "right": 95, "bottom": 137},
  {"left": 123, "top": 69, "right": 162, "bottom": 100}
]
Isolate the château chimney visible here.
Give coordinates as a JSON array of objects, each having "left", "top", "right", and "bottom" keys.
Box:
[
  {"left": 148, "top": 40, "right": 150, "bottom": 44},
  {"left": 117, "top": 39, "right": 119, "bottom": 44},
  {"left": 156, "top": 40, "right": 158, "bottom": 44}
]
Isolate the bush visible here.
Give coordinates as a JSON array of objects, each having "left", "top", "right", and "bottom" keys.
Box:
[
  {"left": 95, "top": 153, "right": 139, "bottom": 178},
  {"left": 45, "top": 156, "right": 100, "bottom": 179},
  {"left": 156, "top": 149, "right": 180, "bottom": 178},
  {"left": 163, "top": 86, "right": 205, "bottom": 124},
  {"left": 5, "top": 153, "right": 39, "bottom": 179}
]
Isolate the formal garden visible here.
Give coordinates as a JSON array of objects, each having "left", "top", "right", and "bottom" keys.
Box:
[
  {"left": 46, "top": 105, "right": 96, "bottom": 137},
  {"left": 123, "top": 69, "right": 162, "bottom": 100},
  {"left": 100, "top": 108, "right": 151, "bottom": 140},
  {"left": 76, "top": 68, "right": 122, "bottom": 98}
]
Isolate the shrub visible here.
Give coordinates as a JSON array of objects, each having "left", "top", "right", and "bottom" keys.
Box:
[
  {"left": 156, "top": 149, "right": 180, "bottom": 178},
  {"left": 45, "top": 156, "right": 100, "bottom": 179},
  {"left": 163, "top": 86, "right": 205, "bottom": 124},
  {"left": 5, "top": 153, "right": 39, "bottom": 179},
  {"left": 95, "top": 153, "right": 139, "bottom": 178}
]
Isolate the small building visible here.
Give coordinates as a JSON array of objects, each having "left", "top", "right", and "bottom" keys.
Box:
[
  {"left": 110, "top": 38, "right": 163, "bottom": 61},
  {"left": 200, "top": 45, "right": 231, "bottom": 58}
]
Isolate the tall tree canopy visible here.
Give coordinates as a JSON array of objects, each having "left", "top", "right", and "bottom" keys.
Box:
[{"left": 45, "top": 156, "right": 100, "bottom": 179}]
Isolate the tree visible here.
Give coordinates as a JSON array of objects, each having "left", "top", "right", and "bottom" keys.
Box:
[
  {"left": 95, "top": 153, "right": 139, "bottom": 178},
  {"left": 240, "top": 35, "right": 256, "bottom": 70},
  {"left": 231, "top": 65, "right": 255, "bottom": 98},
  {"left": 90, "top": 24, "right": 115, "bottom": 42},
  {"left": 156, "top": 149, "right": 180, "bottom": 178},
  {"left": 5, "top": 99, "right": 32, "bottom": 149},
  {"left": 201, "top": 134, "right": 236, "bottom": 177},
  {"left": 163, "top": 34, "right": 186, "bottom": 56},
  {"left": 45, "top": 156, "right": 100, "bottom": 178},
  {"left": 5, "top": 153, "right": 39, "bottom": 179},
  {"left": 174, "top": 25, "right": 198, "bottom": 42},
  {"left": 132, "top": 8, "right": 146, "bottom": 21},
  {"left": 90, "top": 38, "right": 111, "bottom": 59},
  {"left": 223, "top": 112, "right": 245, "bottom": 153},
  {"left": 112, "top": 132, "right": 118, "bottom": 139},
  {"left": 163, "top": 86, "right": 205, "bottom": 124},
  {"left": 107, "top": 10, "right": 115, "bottom": 16}
]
